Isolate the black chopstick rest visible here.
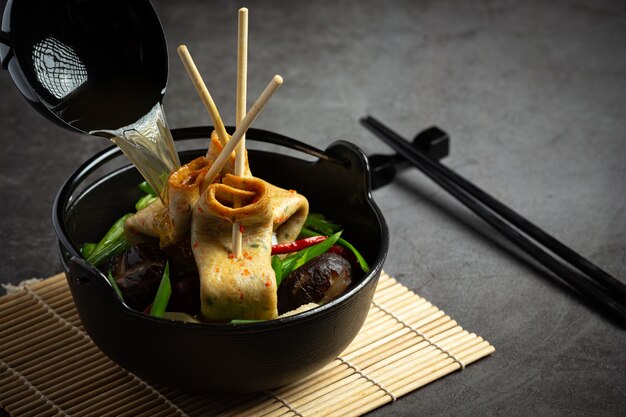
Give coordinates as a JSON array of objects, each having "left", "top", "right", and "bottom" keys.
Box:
[{"left": 368, "top": 126, "right": 449, "bottom": 190}]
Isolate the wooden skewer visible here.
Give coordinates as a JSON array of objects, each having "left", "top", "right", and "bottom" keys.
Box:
[
  {"left": 202, "top": 74, "right": 283, "bottom": 187},
  {"left": 232, "top": 7, "right": 249, "bottom": 258},
  {"left": 176, "top": 44, "right": 230, "bottom": 147},
  {"left": 235, "top": 7, "right": 249, "bottom": 175}
]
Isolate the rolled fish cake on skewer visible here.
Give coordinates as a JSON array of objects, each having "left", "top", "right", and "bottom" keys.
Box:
[
  {"left": 125, "top": 156, "right": 209, "bottom": 247},
  {"left": 192, "top": 174, "right": 275, "bottom": 321},
  {"left": 192, "top": 174, "right": 308, "bottom": 321}
]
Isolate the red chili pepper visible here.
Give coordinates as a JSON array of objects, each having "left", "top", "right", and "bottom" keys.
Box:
[{"left": 271, "top": 235, "right": 327, "bottom": 255}]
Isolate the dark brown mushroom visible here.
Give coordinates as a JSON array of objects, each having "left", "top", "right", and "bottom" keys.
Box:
[
  {"left": 104, "top": 239, "right": 201, "bottom": 315},
  {"left": 108, "top": 240, "right": 166, "bottom": 311},
  {"left": 277, "top": 252, "right": 352, "bottom": 315}
]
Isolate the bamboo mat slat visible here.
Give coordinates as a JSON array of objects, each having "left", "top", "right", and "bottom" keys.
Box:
[{"left": 0, "top": 272, "right": 494, "bottom": 416}]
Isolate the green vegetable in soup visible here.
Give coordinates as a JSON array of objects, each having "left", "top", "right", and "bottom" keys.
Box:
[
  {"left": 149, "top": 262, "right": 172, "bottom": 317},
  {"left": 84, "top": 213, "right": 133, "bottom": 267}
]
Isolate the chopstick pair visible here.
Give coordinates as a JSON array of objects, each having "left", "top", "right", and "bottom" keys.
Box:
[{"left": 361, "top": 116, "right": 626, "bottom": 326}]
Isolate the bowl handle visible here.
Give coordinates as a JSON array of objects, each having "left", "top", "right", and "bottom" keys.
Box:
[
  {"left": 67, "top": 255, "right": 122, "bottom": 306},
  {"left": 68, "top": 256, "right": 98, "bottom": 285}
]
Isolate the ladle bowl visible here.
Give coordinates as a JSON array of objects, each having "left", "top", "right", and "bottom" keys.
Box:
[
  {"left": 0, "top": 0, "right": 167, "bottom": 134},
  {"left": 1, "top": 0, "right": 180, "bottom": 199}
]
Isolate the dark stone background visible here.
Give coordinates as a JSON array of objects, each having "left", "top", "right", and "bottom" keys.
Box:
[{"left": 1, "top": 1, "right": 624, "bottom": 415}]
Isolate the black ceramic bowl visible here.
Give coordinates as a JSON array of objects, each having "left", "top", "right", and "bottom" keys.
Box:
[{"left": 53, "top": 127, "right": 389, "bottom": 392}]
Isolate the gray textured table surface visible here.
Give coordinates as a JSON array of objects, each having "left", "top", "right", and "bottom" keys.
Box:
[{"left": 1, "top": 1, "right": 625, "bottom": 416}]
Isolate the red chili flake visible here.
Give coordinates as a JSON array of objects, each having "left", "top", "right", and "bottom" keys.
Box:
[
  {"left": 264, "top": 281, "right": 271, "bottom": 287},
  {"left": 192, "top": 241, "right": 199, "bottom": 249},
  {"left": 239, "top": 224, "right": 245, "bottom": 234},
  {"left": 228, "top": 253, "right": 236, "bottom": 259},
  {"left": 243, "top": 269, "right": 250, "bottom": 276},
  {"left": 197, "top": 206, "right": 204, "bottom": 213}
]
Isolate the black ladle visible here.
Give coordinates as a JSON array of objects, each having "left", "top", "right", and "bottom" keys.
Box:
[
  {"left": 1, "top": 0, "right": 165, "bottom": 133},
  {"left": 0, "top": 0, "right": 178, "bottom": 197}
]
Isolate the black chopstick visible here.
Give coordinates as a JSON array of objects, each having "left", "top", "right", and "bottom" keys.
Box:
[
  {"left": 361, "top": 116, "right": 626, "bottom": 324},
  {"left": 364, "top": 117, "right": 626, "bottom": 303}
]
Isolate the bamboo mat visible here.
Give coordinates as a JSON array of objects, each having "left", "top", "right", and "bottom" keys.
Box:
[{"left": 0, "top": 272, "right": 494, "bottom": 416}]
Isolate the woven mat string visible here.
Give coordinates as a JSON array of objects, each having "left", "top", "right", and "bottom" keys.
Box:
[
  {"left": 371, "top": 300, "right": 466, "bottom": 369},
  {"left": 336, "top": 357, "right": 397, "bottom": 401},
  {"left": 0, "top": 357, "right": 65, "bottom": 415},
  {"left": 265, "top": 391, "right": 304, "bottom": 417}
]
